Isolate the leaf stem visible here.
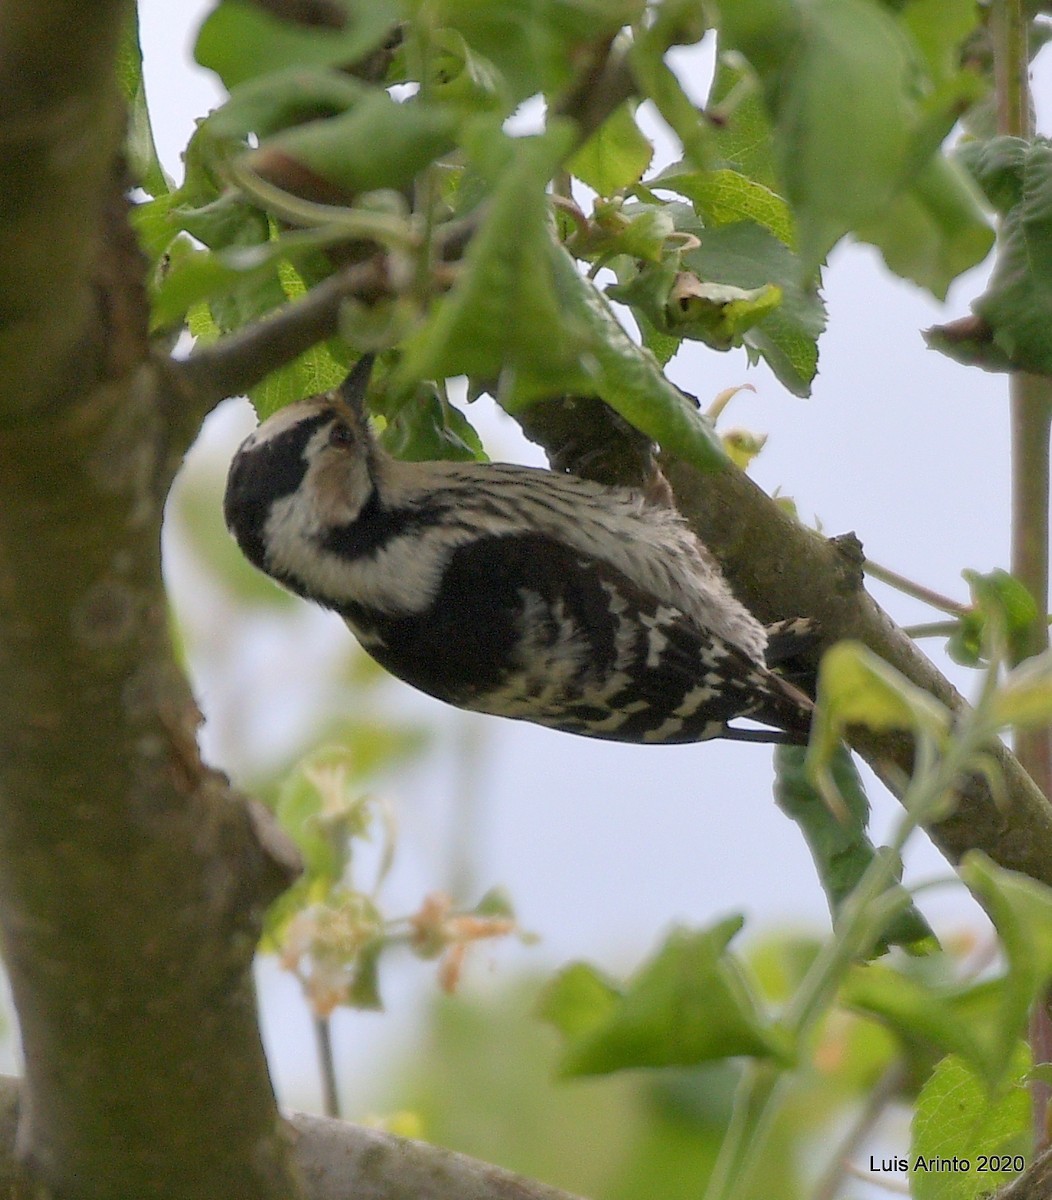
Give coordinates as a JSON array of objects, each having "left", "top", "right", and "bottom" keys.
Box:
[{"left": 863, "top": 560, "right": 968, "bottom": 616}]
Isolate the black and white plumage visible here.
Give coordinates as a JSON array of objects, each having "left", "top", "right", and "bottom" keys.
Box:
[{"left": 223, "top": 358, "right": 814, "bottom": 745}]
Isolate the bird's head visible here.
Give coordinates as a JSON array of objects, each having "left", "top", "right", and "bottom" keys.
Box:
[{"left": 223, "top": 355, "right": 379, "bottom": 575}]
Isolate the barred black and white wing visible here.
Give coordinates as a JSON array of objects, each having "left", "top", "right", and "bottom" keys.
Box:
[{"left": 333, "top": 531, "right": 813, "bottom": 744}]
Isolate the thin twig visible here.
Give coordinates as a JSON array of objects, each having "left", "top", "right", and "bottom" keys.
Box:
[
  {"left": 812, "top": 1062, "right": 907, "bottom": 1200},
  {"left": 313, "top": 1014, "right": 341, "bottom": 1120},
  {"left": 902, "top": 621, "right": 960, "bottom": 639},
  {"left": 863, "top": 560, "right": 968, "bottom": 616},
  {"left": 174, "top": 257, "right": 391, "bottom": 417}
]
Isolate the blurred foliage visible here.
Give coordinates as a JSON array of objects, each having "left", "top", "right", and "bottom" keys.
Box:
[
  {"left": 123, "top": 0, "right": 1052, "bottom": 1194},
  {"left": 127, "top": 0, "right": 1003, "bottom": 453}
]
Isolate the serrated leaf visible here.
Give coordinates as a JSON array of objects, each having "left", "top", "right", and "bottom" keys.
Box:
[
  {"left": 684, "top": 222, "right": 824, "bottom": 396},
  {"left": 195, "top": 0, "right": 399, "bottom": 89},
  {"left": 706, "top": 50, "right": 780, "bottom": 192},
  {"left": 957, "top": 136, "right": 1030, "bottom": 214},
  {"left": 538, "top": 920, "right": 789, "bottom": 1076},
  {"left": 718, "top": 0, "right": 984, "bottom": 277},
  {"left": 650, "top": 163, "right": 795, "bottom": 247},
  {"left": 774, "top": 745, "right": 935, "bottom": 952},
  {"left": 570, "top": 102, "right": 654, "bottom": 196},
  {"left": 910, "top": 1049, "right": 1029, "bottom": 1200}
]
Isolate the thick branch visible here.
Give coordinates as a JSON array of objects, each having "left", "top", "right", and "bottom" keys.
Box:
[
  {"left": 0, "top": 1077, "right": 587, "bottom": 1200},
  {"left": 0, "top": 0, "right": 130, "bottom": 410},
  {"left": 0, "top": 1, "right": 307, "bottom": 1193},
  {"left": 517, "top": 395, "right": 1052, "bottom": 885},
  {"left": 666, "top": 456, "right": 1052, "bottom": 883},
  {"left": 174, "top": 256, "right": 393, "bottom": 430}
]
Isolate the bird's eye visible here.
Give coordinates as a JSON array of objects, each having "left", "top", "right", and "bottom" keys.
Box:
[{"left": 329, "top": 422, "right": 355, "bottom": 448}]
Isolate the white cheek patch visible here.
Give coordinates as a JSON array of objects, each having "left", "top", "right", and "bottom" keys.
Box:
[{"left": 265, "top": 493, "right": 476, "bottom": 616}]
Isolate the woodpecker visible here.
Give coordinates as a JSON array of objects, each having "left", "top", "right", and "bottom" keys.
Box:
[{"left": 224, "top": 357, "right": 814, "bottom": 744}]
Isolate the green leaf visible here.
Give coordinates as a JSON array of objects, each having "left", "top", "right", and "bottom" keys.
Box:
[
  {"left": 718, "top": 0, "right": 983, "bottom": 277},
  {"left": 966, "top": 138, "right": 1052, "bottom": 375},
  {"left": 910, "top": 1049, "right": 1030, "bottom": 1200},
  {"left": 428, "top": 29, "right": 511, "bottom": 115},
  {"left": 856, "top": 156, "right": 994, "bottom": 300},
  {"left": 650, "top": 163, "right": 795, "bottom": 247},
  {"left": 569, "top": 103, "right": 654, "bottom": 197},
  {"left": 612, "top": 259, "right": 783, "bottom": 352},
  {"left": 958, "top": 136, "right": 1030, "bottom": 214},
  {"left": 428, "top": 0, "right": 644, "bottom": 108},
  {"left": 203, "top": 67, "right": 370, "bottom": 142},
  {"left": 960, "top": 852, "right": 1052, "bottom": 1074},
  {"left": 706, "top": 49, "right": 780, "bottom": 193},
  {"left": 538, "top": 962, "right": 622, "bottom": 1040},
  {"left": 900, "top": 0, "right": 983, "bottom": 88},
  {"left": 394, "top": 125, "right": 595, "bottom": 400},
  {"left": 538, "top": 920, "right": 790, "bottom": 1076},
  {"left": 118, "top": 7, "right": 170, "bottom": 197},
  {"left": 841, "top": 966, "right": 1003, "bottom": 1078},
  {"left": 666, "top": 276, "right": 782, "bottom": 348},
  {"left": 150, "top": 227, "right": 340, "bottom": 331},
  {"left": 774, "top": 746, "right": 936, "bottom": 952},
  {"left": 808, "top": 642, "right": 951, "bottom": 779},
  {"left": 250, "top": 341, "right": 348, "bottom": 420},
  {"left": 130, "top": 195, "right": 185, "bottom": 267},
  {"left": 195, "top": 0, "right": 399, "bottom": 89},
  {"left": 250, "top": 263, "right": 348, "bottom": 418},
  {"left": 377, "top": 385, "right": 487, "bottom": 463},
  {"left": 683, "top": 222, "right": 824, "bottom": 396},
  {"left": 961, "top": 567, "right": 1040, "bottom": 664},
  {"left": 248, "top": 93, "right": 457, "bottom": 195}
]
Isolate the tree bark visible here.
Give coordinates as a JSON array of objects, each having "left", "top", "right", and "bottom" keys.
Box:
[
  {"left": 664, "top": 455, "right": 1052, "bottom": 885},
  {"left": 0, "top": 1, "right": 306, "bottom": 1195},
  {"left": 0, "top": 1076, "right": 591, "bottom": 1200}
]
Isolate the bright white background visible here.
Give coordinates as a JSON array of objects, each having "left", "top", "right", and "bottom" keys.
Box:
[{"left": 139, "top": 0, "right": 1051, "bottom": 1128}]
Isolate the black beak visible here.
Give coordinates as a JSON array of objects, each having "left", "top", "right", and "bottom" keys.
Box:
[{"left": 339, "top": 354, "right": 376, "bottom": 411}]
